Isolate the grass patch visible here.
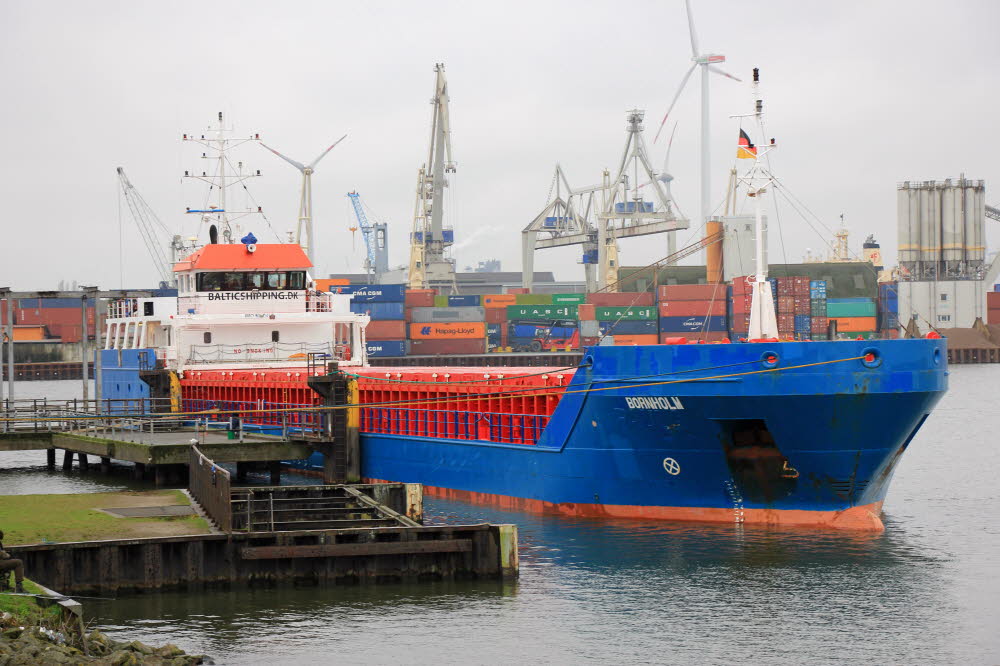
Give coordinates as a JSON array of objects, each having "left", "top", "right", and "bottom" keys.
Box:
[
  {"left": 0, "top": 579, "right": 63, "bottom": 627},
  {"left": 0, "top": 491, "right": 211, "bottom": 546}
]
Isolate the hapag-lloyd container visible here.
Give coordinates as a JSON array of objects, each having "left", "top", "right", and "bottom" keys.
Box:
[
  {"left": 410, "top": 307, "right": 486, "bottom": 323},
  {"left": 409, "top": 322, "right": 486, "bottom": 339}
]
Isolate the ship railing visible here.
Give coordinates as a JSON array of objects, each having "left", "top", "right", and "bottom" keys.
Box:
[
  {"left": 359, "top": 406, "right": 550, "bottom": 446},
  {"left": 187, "top": 342, "right": 334, "bottom": 364},
  {"left": 181, "top": 399, "right": 323, "bottom": 437},
  {"left": 107, "top": 298, "right": 140, "bottom": 319}
]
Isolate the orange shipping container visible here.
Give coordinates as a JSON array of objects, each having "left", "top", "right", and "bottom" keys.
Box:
[
  {"left": 612, "top": 334, "right": 659, "bottom": 346},
  {"left": 577, "top": 303, "right": 596, "bottom": 321},
  {"left": 409, "top": 322, "right": 486, "bottom": 339},
  {"left": 482, "top": 294, "right": 516, "bottom": 308},
  {"left": 13, "top": 325, "right": 46, "bottom": 341},
  {"left": 315, "top": 278, "right": 349, "bottom": 291},
  {"left": 831, "top": 316, "right": 877, "bottom": 333}
]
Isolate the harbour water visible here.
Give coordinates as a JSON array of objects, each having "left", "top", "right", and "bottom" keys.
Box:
[{"left": 1, "top": 367, "right": 998, "bottom": 663}]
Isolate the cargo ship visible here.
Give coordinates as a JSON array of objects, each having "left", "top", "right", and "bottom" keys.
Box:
[{"left": 99, "top": 231, "right": 947, "bottom": 531}]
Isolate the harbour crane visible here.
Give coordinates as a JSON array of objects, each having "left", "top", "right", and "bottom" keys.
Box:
[
  {"left": 116, "top": 167, "right": 183, "bottom": 287},
  {"left": 408, "top": 63, "right": 457, "bottom": 292},
  {"left": 347, "top": 191, "right": 389, "bottom": 283}
]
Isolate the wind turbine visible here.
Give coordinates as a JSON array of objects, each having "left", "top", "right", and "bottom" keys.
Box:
[
  {"left": 654, "top": 0, "right": 740, "bottom": 228},
  {"left": 261, "top": 135, "right": 347, "bottom": 264}
]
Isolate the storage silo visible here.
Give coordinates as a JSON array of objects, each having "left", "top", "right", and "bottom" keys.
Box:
[
  {"left": 941, "top": 180, "right": 961, "bottom": 270},
  {"left": 967, "top": 181, "right": 985, "bottom": 268},
  {"left": 897, "top": 183, "right": 916, "bottom": 268}
]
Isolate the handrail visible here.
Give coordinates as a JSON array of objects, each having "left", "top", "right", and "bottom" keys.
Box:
[{"left": 188, "top": 445, "right": 232, "bottom": 532}]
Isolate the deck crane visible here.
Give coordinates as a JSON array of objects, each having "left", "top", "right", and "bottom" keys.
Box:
[
  {"left": 408, "top": 63, "right": 458, "bottom": 292},
  {"left": 116, "top": 167, "right": 183, "bottom": 287},
  {"left": 347, "top": 191, "right": 389, "bottom": 283}
]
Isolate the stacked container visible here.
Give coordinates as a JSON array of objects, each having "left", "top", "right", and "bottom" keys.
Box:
[
  {"left": 340, "top": 284, "right": 408, "bottom": 358},
  {"left": 810, "top": 280, "right": 829, "bottom": 340},
  {"left": 409, "top": 292, "right": 487, "bottom": 355},
  {"left": 482, "top": 294, "right": 516, "bottom": 349},
  {"left": 987, "top": 290, "right": 1000, "bottom": 324},
  {"left": 878, "top": 283, "right": 900, "bottom": 337},
  {"left": 826, "top": 297, "right": 877, "bottom": 337},
  {"left": 16, "top": 297, "right": 98, "bottom": 343},
  {"left": 657, "top": 284, "right": 727, "bottom": 343},
  {"left": 596, "top": 305, "right": 658, "bottom": 345}
]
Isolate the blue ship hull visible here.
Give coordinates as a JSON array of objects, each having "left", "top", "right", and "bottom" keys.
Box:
[{"left": 357, "top": 339, "right": 947, "bottom": 530}]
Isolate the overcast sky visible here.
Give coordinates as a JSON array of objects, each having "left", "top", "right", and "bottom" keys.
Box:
[{"left": 1, "top": 0, "right": 998, "bottom": 290}]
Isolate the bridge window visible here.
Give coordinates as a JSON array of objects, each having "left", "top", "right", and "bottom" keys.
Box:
[
  {"left": 204, "top": 332, "right": 212, "bottom": 344},
  {"left": 196, "top": 271, "right": 307, "bottom": 292},
  {"left": 271, "top": 330, "right": 280, "bottom": 342}
]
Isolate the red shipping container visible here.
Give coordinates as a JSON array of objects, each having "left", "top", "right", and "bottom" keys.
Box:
[
  {"left": 586, "top": 292, "right": 654, "bottom": 307},
  {"left": 659, "top": 334, "right": 689, "bottom": 344},
  {"left": 732, "top": 276, "right": 751, "bottom": 295},
  {"left": 659, "top": 300, "right": 726, "bottom": 317},
  {"left": 811, "top": 316, "right": 829, "bottom": 333},
  {"left": 777, "top": 296, "right": 795, "bottom": 313},
  {"left": 580, "top": 336, "right": 600, "bottom": 347},
  {"left": 366, "top": 320, "right": 407, "bottom": 340},
  {"left": 731, "top": 314, "right": 750, "bottom": 332},
  {"left": 775, "top": 277, "right": 794, "bottom": 295},
  {"left": 577, "top": 303, "right": 596, "bottom": 321},
  {"left": 989, "top": 309, "right": 1000, "bottom": 324},
  {"left": 404, "top": 307, "right": 413, "bottom": 323},
  {"left": 404, "top": 289, "right": 436, "bottom": 308},
  {"left": 778, "top": 314, "right": 795, "bottom": 332},
  {"left": 657, "top": 284, "right": 724, "bottom": 301},
  {"left": 792, "top": 277, "right": 810, "bottom": 295},
  {"left": 986, "top": 292, "right": 1000, "bottom": 308},
  {"left": 506, "top": 288, "right": 529, "bottom": 295},
  {"left": 683, "top": 331, "right": 729, "bottom": 343},
  {"left": 408, "top": 338, "right": 486, "bottom": 355},
  {"left": 793, "top": 297, "right": 811, "bottom": 315},
  {"left": 485, "top": 307, "right": 506, "bottom": 324}
]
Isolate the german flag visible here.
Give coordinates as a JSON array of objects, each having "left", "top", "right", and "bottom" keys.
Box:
[{"left": 737, "top": 128, "right": 757, "bottom": 159}]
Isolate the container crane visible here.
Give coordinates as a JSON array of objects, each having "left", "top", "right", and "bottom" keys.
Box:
[
  {"left": 347, "top": 191, "right": 389, "bottom": 283},
  {"left": 116, "top": 167, "right": 183, "bottom": 287},
  {"left": 408, "top": 63, "right": 457, "bottom": 292}
]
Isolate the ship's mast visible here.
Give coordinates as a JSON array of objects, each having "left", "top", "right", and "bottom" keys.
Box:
[
  {"left": 737, "top": 68, "right": 779, "bottom": 340},
  {"left": 182, "top": 112, "right": 264, "bottom": 245}
]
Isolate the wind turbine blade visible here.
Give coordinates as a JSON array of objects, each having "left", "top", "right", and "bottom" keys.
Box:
[
  {"left": 309, "top": 134, "right": 347, "bottom": 169},
  {"left": 260, "top": 143, "right": 305, "bottom": 171},
  {"left": 707, "top": 65, "right": 742, "bottom": 82},
  {"left": 663, "top": 122, "right": 679, "bottom": 173},
  {"left": 685, "top": 0, "right": 700, "bottom": 57},
  {"left": 653, "top": 63, "right": 697, "bottom": 143}
]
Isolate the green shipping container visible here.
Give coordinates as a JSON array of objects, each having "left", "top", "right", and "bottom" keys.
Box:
[
  {"left": 506, "top": 304, "right": 578, "bottom": 320},
  {"left": 514, "top": 294, "right": 553, "bottom": 305},
  {"left": 826, "top": 301, "right": 876, "bottom": 317},
  {"left": 551, "top": 293, "right": 587, "bottom": 305},
  {"left": 810, "top": 299, "right": 827, "bottom": 316},
  {"left": 434, "top": 295, "right": 449, "bottom": 307},
  {"left": 594, "top": 306, "right": 657, "bottom": 321},
  {"left": 811, "top": 333, "right": 830, "bottom": 340}
]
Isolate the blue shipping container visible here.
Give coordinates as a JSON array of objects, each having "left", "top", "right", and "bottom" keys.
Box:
[
  {"left": 809, "top": 280, "right": 826, "bottom": 289},
  {"left": 447, "top": 294, "right": 481, "bottom": 307},
  {"left": 794, "top": 315, "right": 811, "bottom": 332},
  {"left": 486, "top": 323, "right": 502, "bottom": 337},
  {"left": 659, "top": 315, "right": 728, "bottom": 333},
  {"left": 350, "top": 301, "right": 405, "bottom": 320},
  {"left": 598, "top": 320, "right": 658, "bottom": 335},
  {"left": 333, "top": 284, "right": 406, "bottom": 303},
  {"left": 366, "top": 340, "right": 408, "bottom": 357},
  {"left": 20, "top": 298, "right": 95, "bottom": 309}
]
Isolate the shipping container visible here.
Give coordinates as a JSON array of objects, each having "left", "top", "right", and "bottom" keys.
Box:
[
  {"left": 486, "top": 324, "right": 502, "bottom": 348},
  {"left": 551, "top": 293, "right": 587, "bottom": 305},
  {"left": 986, "top": 292, "right": 1000, "bottom": 308},
  {"left": 598, "top": 320, "right": 659, "bottom": 335},
  {"left": 657, "top": 284, "right": 725, "bottom": 301},
  {"left": 506, "top": 305, "right": 578, "bottom": 320},
  {"left": 612, "top": 334, "right": 659, "bottom": 346},
  {"left": 792, "top": 277, "right": 811, "bottom": 296},
  {"left": 332, "top": 284, "right": 406, "bottom": 303},
  {"left": 447, "top": 294, "right": 481, "bottom": 307},
  {"left": 812, "top": 333, "right": 830, "bottom": 341},
  {"left": 365, "top": 320, "right": 407, "bottom": 340},
  {"left": 404, "top": 289, "right": 436, "bottom": 308},
  {"left": 485, "top": 307, "right": 506, "bottom": 324},
  {"left": 410, "top": 306, "right": 486, "bottom": 323},
  {"left": 829, "top": 316, "right": 877, "bottom": 332},
  {"left": 13, "top": 325, "right": 46, "bottom": 341},
  {"left": 594, "top": 306, "right": 656, "bottom": 321},
  {"left": 659, "top": 300, "right": 726, "bottom": 317},
  {"left": 682, "top": 331, "right": 729, "bottom": 343},
  {"left": 793, "top": 297, "right": 811, "bottom": 315},
  {"left": 777, "top": 296, "right": 795, "bottom": 313},
  {"left": 482, "top": 294, "right": 516, "bottom": 308},
  {"left": 579, "top": 320, "right": 600, "bottom": 338},
  {"left": 810, "top": 299, "right": 827, "bottom": 316},
  {"left": 659, "top": 315, "right": 728, "bottom": 333},
  {"left": 365, "top": 340, "right": 408, "bottom": 357},
  {"left": 775, "top": 277, "right": 794, "bottom": 295},
  {"left": 408, "top": 338, "right": 487, "bottom": 355},
  {"left": 826, "top": 300, "right": 876, "bottom": 317},
  {"left": 514, "top": 294, "right": 552, "bottom": 306},
  {"left": 577, "top": 303, "right": 596, "bottom": 321},
  {"left": 811, "top": 316, "right": 830, "bottom": 333},
  {"left": 794, "top": 315, "right": 811, "bottom": 333},
  {"left": 586, "top": 292, "right": 654, "bottom": 307},
  {"left": 778, "top": 314, "right": 795, "bottom": 332},
  {"left": 434, "top": 295, "right": 448, "bottom": 307},
  {"left": 506, "top": 287, "right": 529, "bottom": 295},
  {"left": 314, "top": 278, "right": 349, "bottom": 291},
  {"left": 350, "top": 301, "right": 405, "bottom": 320},
  {"left": 409, "top": 322, "right": 486, "bottom": 339}
]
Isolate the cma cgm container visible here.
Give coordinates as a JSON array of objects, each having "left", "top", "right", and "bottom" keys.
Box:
[
  {"left": 409, "top": 322, "right": 486, "bottom": 339},
  {"left": 410, "top": 307, "right": 486, "bottom": 323},
  {"left": 659, "top": 315, "right": 727, "bottom": 333},
  {"left": 366, "top": 340, "right": 408, "bottom": 357},
  {"left": 350, "top": 301, "right": 405, "bottom": 320},
  {"left": 333, "top": 284, "right": 406, "bottom": 303}
]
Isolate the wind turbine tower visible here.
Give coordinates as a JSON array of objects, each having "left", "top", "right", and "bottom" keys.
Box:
[
  {"left": 261, "top": 135, "right": 347, "bottom": 264},
  {"left": 655, "top": 0, "right": 740, "bottom": 227}
]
